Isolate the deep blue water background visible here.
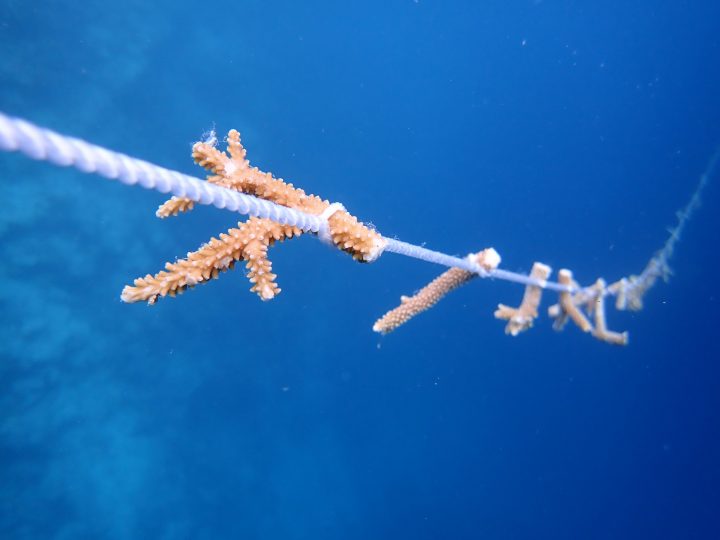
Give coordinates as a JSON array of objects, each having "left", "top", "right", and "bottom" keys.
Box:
[{"left": 2, "top": 1, "right": 720, "bottom": 538}]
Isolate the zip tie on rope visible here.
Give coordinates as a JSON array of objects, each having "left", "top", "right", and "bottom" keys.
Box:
[{"left": 316, "top": 202, "right": 346, "bottom": 245}]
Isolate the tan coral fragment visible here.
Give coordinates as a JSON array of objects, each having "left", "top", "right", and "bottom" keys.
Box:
[
  {"left": 156, "top": 139, "right": 237, "bottom": 217},
  {"left": 548, "top": 272, "right": 628, "bottom": 345},
  {"left": 127, "top": 129, "right": 383, "bottom": 305},
  {"left": 121, "top": 217, "right": 299, "bottom": 304},
  {"left": 607, "top": 277, "right": 630, "bottom": 310},
  {"left": 550, "top": 269, "right": 593, "bottom": 333},
  {"left": 590, "top": 279, "right": 629, "bottom": 346},
  {"left": 373, "top": 248, "right": 500, "bottom": 334},
  {"left": 494, "top": 262, "right": 551, "bottom": 336},
  {"left": 327, "top": 211, "right": 386, "bottom": 262},
  {"left": 160, "top": 129, "right": 384, "bottom": 262},
  {"left": 156, "top": 196, "right": 195, "bottom": 218},
  {"left": 192, "top": 131, "right": 327, "bottom": 214}
]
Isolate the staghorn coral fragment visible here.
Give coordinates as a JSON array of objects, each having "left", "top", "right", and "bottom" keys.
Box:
[
  {"left": 128, "top": 128, "right": 384, "bottom": 305},
  {"left": 193, "top": 130, "right": 384, "bottom": 261},
  {"left": 494, "top": 262, "right": 552, "bottom": 336},
  {"left": 548, "top": 274, "right": 628, "bottom": 344},
  {"left": 327, "top": 211, "right": 386, "bottom": 262},
  {"left": 121, "top": 217, "right": 300, "bottom": 304},
  {"left": 192, "top": 132, "right": 327, "bottom": 214},
  {"left": 244, "top": 236, "right": 280, "bottom": 301},
  {"left": 156, "top": 196, "right": 195, "bottom": 218},
  {"left": 373, "top": 248, "right": 501, "bottom": 334},
  {"left": 159, "top": 129, "right": 384, "bottom": 262},
  {"left": 607, "top": 277, "right": 630, "bottom": 310},
  {"left": 589, "top": 279, "right": 629, "bottom": 346},
  {"left": 550, "top": 269, "right": 593, "bottom": 333}
]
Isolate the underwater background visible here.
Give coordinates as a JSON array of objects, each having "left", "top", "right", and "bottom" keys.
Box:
[{"left": 1, "top": 1, "right": 720, "bottom": 538}]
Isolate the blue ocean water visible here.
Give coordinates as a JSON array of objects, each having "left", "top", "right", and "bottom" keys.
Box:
[{"left": 1, "top": 1, "right": 720, "bottom": 538}]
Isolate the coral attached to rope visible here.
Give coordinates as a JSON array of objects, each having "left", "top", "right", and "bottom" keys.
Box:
[
  {"left": 0, "top": 111, "right": 715, "bottom": 345},
  {"left": 374, "top": 148, "right": 718, "bottom": 344},
  {"left": 121, "top": 129, "right": 385, "bottom": 304}
]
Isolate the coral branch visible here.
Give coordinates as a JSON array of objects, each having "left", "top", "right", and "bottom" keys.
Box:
[
  {"left": 123, "top": 129, "right": 384, "bottom": 304},
  {"left": 373, "top": 248, "right": 501, "bottom": 334},
  {"left": 121, "top": 217, "right": 300, "bottom": 304},
  {"left": 550, "top": 269, "right": 593, "bottom": 333},
  {"left": 494, "top": 262, "right": 551, "bottom": 336},
  {"left": 607, "top": 277, "right": 630, "bottom": 310},
  {"left": 590, "top": 279, "right": 629, "bottom": 346},
  {"left": 156, "top": 196, "right": 195, "bottom": 218},
  {"left": 547, "top": 274, "right": 628, "bottom": 345}
]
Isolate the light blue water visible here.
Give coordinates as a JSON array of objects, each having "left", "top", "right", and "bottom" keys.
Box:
[{"left": 1, "top": 1, "right": 720, "bottom": 538}]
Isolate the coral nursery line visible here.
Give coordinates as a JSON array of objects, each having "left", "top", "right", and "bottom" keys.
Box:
[{"left": 0, "top": 112, "right": 716, "bottom": 345}]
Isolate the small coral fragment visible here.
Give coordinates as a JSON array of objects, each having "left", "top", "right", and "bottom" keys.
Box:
[
  {"left": 547, "top": 271, "right": 630, "bottom": 345},
  {"left": 373, "top": 247, "right": 501, "bottom": 334},
  {"left": 607, "top": 277, "right": 630, "bottom": 310},
  {"left": 550, "top": 269, "right": 593, "bottom": 333},
  {"left": 156, "top": 196, "right": 195, "bottom": 218},
  {"left": 494, "top": 262, "right": 551, "bottom": 336},
  {"left": 589, "top": 279, "right": 629, "bottom": 346},
  {"left": 328, "top": 211, "right": 386, "bottom": 262},
  {"left": 373, "top": 267, "right": 475, "bottom": 334}
]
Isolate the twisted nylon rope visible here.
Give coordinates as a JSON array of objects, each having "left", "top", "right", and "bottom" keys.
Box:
[
  {"left": 383, "top": 238, "right": 573, "bottom": 292},
  {"left": 0, "top": 112, "right": 578, "bottom": 293},
  {"left": 0, "top": 112, "right": 323, "bottom": 233}
]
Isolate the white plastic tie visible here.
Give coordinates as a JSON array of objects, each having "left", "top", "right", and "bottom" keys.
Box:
[{"left": 316, "top": 202, "right": 346, "bottom": 245}]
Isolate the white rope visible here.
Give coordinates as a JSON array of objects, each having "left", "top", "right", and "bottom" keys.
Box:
[
  {"left": 0, "top": 112, "right": 324, "bottom": 234},
  {"left": 383, "top": 238, "right": 574, "bottom": 292}
]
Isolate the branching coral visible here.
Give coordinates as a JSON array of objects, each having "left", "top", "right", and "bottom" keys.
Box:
[
  {"left": 121, "top": 217, "right": 299, "bottom": 303},
  {"left": 122, "top": 130, "right": 384, "bottom": 304},
  {"left": 589, "top": 279, "right": 629, "bottom": 346},
  {"left": 547, "top": 270, "right": 628, "bottom": 346},
  {"left": 494, "top": 262, "right": 551, "bottom": 336},
  {"left": 373, "top": 248, "right": 501, "bottom": 334}
]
